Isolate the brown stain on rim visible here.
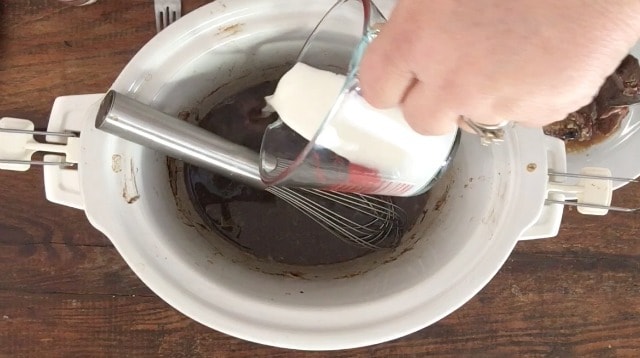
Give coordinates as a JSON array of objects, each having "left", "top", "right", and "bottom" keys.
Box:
[
  {"left": 434, "top": 182, "right": 453, "bottom": 211},
  {"left": 218, "top": 23, "right": 243, "bottom": 36},
  {"left": 122, "top": 158, "right": 140, "bottom": 204},
  {"left": 111, "top": 154, "right": 123, "bottom": 173}
]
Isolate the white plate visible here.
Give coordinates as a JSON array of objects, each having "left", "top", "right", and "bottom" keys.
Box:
[{"left": 564, "top": 41, "right": 640, "bottom": 190}]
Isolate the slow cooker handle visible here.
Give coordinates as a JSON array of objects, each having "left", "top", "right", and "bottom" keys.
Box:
[
  {"left": 0, "top": 94, "right": 104, "bottom": 210},
  {"left": 45, "top": 94, "right": 107, "bottom": 210},
  {"left": 519, "top": 135, "right": 567, "bottom": 240}
]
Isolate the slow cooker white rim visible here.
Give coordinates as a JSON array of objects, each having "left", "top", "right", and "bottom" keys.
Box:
[{"left": 78, "top": 0, "right": 549, "bottom": 350}]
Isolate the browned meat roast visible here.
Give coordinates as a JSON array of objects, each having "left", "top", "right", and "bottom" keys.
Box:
[{"left": 543, "top": 55, "right": 640, "bottom": 150}]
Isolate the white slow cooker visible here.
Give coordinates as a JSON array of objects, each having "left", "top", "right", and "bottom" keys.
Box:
[{"left": 3, "top": 0, "right": 575, "bottom": 351}]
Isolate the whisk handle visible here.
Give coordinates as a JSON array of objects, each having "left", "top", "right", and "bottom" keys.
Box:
[{"left": 95, "top": 90, "right": 266, "bottom": 189}]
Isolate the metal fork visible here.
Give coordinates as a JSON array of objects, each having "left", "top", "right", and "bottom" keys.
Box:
[{"left": 154, "top": 0, "right": 182, "bottom": 32}]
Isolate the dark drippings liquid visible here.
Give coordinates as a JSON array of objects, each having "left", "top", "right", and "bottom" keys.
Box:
[{"left": 184, "top": 81, "right": 430, "bottom": 266}]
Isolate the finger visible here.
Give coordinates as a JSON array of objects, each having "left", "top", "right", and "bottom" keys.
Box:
[
  {"left": 401, "top": 81, "right": 459, "bottom": 136},
  {"left": 457, "top": 116, "right": 485, "bottom": 134},
  {"left": 455, "top": 97, "right": 525, "bottom": 135},
  {"left": 461, "top": 94, "right": 571, "bottom": 129},
  {"left": 359, "top": 23, "right": 415, "bottom": 109},
  {"left": 456, "top": 96, "right": 567, "bottom": 134}
]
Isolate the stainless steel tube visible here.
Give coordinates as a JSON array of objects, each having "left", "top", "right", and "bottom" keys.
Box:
[{"left": 95, "top": 90, "right": 266, "bottom": 189}]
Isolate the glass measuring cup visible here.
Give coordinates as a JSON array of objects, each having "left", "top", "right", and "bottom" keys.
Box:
[{"left": 259, "top": 0, "right": 460, "bottom": 197}]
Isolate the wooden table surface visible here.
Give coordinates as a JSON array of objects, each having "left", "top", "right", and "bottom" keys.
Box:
[{"left": 1, "top": 1, "right": 640, "bottom": 357}]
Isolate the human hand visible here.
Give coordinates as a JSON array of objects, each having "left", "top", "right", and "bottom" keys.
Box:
[{"left": 359, "top": 0, "right": 640, "bottom": 135}]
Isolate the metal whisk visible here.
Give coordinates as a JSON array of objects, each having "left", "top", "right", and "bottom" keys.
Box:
[{"left": 94, "top": 90, "right": 406, "bottom": 250}]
